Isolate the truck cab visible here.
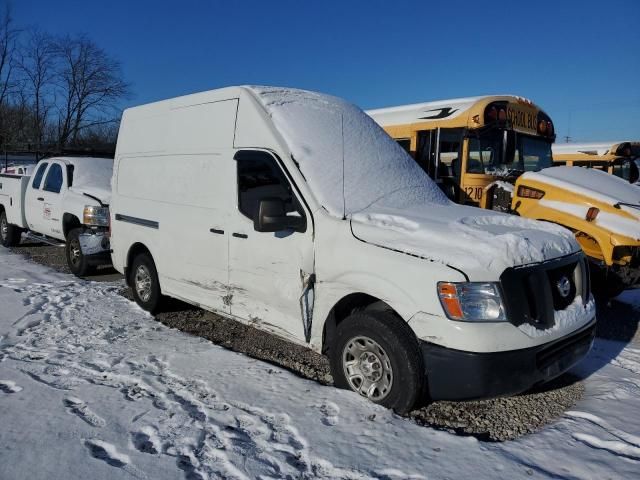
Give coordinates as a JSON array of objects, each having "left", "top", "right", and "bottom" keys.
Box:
[{"left": 110, "top": 86, "right": 595, "bottom": 413}]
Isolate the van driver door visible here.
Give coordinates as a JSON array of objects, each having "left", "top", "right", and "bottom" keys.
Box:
[{"left": 227, "top": 150, "right": 315, "bottom": 344}]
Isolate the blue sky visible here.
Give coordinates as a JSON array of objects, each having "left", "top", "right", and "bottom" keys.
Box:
[{"left": 13, "top": 0, "right": 640, "bottom": 142}]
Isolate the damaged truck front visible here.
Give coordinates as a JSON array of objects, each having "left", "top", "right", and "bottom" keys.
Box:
[{"left": 109, "top": 86, "right": 595, "bottom": 414}]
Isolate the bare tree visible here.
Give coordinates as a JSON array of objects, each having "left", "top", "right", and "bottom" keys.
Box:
[
  {"left": 0, "top": 2, "right": 17, "bottom": 106},
  {"left": 17, "top": 28, "right": 55, "bottom": 147},
  {"left": 53, "top": 34, "right": 129, "bottom": 146},
  {"left": 0, "top": 2, "right": 18, "bottom": 146}
]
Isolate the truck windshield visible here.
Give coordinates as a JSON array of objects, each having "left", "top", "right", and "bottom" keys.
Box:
[{"left": 467, "top": 130, "right": 552, "bottom": 175}]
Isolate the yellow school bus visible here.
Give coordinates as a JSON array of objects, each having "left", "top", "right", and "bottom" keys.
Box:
[
  {"left": 367, "top": 95, "right": 555, "bottom": 209},
  {"left": 553, "top": 141, "right": 640, "bottom": 184},
  {"left": 368, "top": 96, "right": 640, "bottom": 297}
]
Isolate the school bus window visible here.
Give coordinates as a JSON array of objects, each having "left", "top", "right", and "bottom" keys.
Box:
[
  {"left": 438, "top": 129, "right": 463, "bottom": 178},
  {"left": 515, "top": 135, "right": 552, "bottom": 172},
  {"left": 396, "top": 139, "right": 411, "bottom": 153},
  {"left": 467, "top": 131, "right": 502, "bottom": 174},
  {"left": 612, "top": 161, "right": 631, "bottom": 181}
]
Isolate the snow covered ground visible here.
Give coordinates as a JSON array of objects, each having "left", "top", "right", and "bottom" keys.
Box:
[{"left": 0, "top": 247, "right": 639, "bottom": 480}]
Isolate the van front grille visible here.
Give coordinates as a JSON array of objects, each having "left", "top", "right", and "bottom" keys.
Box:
[{"left": 500, "top": 252, "right": 589, "bottom": 329}]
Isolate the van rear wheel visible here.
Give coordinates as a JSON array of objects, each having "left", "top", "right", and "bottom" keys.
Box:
[
  {"left": 0, "top": 211, "right": 22, "bottom": 247},
  {"left": 130, "top": 252, "right": 163, "bottom": 313},
  {"left": 329, "top": 311, "right": 425, "bottom": 414}
]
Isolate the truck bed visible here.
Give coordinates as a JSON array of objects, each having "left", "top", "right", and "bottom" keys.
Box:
[{"left": 0, "top": 173, "right": 30, "bottom": 228}]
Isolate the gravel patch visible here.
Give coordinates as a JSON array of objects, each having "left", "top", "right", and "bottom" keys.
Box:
[
  {"left": 8, "top": 242, "right": 636, "bottom": 442},
  {"left": 410, "top": 375, "right": 584, "bottom": 441}
]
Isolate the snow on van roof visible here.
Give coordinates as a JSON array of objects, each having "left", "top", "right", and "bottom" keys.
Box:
[{"left": 249, "top": 86, "right": 450, "bottom": 217}]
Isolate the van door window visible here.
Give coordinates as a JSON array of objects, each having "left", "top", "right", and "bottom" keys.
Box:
[
  {"left": 32, "top": 163, "right": 48, "bottom": 189},
  {"left": 43, "top": 164, "right": 64, "bottom": 193},
  {"left": 236, "top": 151, "right": 303, "bottom": 222}
]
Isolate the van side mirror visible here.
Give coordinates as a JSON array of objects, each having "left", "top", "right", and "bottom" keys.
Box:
[{"left": 254, "top": 198, "right": 306, "bottom": 233}]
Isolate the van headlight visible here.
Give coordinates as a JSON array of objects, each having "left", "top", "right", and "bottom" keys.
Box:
[
  {"left": 83, "top": 205, "right": 109, "bottom": 227},
  {"left": 437, "top": 282, "right": 506, "bottom": 322}
]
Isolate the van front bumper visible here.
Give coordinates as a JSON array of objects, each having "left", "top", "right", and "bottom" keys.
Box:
[{"left": 421, "top": 317, "right": 596, "bottom": 401}]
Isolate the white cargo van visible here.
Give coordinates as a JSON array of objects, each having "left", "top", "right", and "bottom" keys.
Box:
[{"left": 110, "top": 86, "right": 596, "bottom": 413}]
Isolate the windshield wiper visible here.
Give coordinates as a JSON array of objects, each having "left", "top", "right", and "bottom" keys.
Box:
[{"left": 614, "top": 202, "right": 640, "bottom": 210}]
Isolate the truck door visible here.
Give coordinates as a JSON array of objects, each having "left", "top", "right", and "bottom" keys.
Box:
[
  {"left": 24, "top": 162, "right": 49, "bottom": 233},
  {"left": 228, "top": 150, "right": 315, "bottom": 343},
  {"left": 28, "top": 162, "right": 66, "bottom": 239}
]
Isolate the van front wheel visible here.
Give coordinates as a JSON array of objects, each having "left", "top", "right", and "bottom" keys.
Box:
[
  {"left": 329, "top": 311, "right": 425, "bottom": 414},
  {"left": 130, "top": 252, "right": 163, "bottom": 313}
]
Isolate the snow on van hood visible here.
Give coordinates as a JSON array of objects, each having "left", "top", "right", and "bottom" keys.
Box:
[
  {"left": 351, "top": 205, "right": 579, "bottom": 275},
  {"left": 55, "top": 157, "right": 113, "bottom": 204},
  {"left": 249, "top": 86, "right": 450, "bottom": 217},
  {"left": 522, "top": 166, "right": 640, "bottom": 240}
]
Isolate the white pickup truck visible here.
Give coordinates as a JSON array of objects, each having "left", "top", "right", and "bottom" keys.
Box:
[{"left": 0, "top": 156, "right": 113, "bottom": 276}]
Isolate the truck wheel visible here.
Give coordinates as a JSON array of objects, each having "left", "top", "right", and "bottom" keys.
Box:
[
  {"left": 66, "top": 228, "right": 94, "bottom": 277},
  {"left": 129, "top": 252, "right": 163, "bottom": 313},
  {"left": 329, "top": 310, "right": 425, "bottom": 414},
  {"left": 0, "top": 211, "right": 22, "bottom": 247}
]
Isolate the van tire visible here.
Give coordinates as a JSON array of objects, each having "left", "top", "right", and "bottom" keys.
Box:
[
  {"left": 65, "top": 228, "right": 93, "bottom": 277},
  {"left": 129, "top": 252, "right": 163, "bottom": 313},
  {"left": 329, "top": 311, "right": 425, "bottom": 414},
  {"left": 0, "top": 211, "right": 22, "bottom": 247}
]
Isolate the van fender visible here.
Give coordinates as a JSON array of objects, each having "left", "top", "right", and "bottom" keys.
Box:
[{"left": 309, "top": 271, "right": 443, "bottom": 351}]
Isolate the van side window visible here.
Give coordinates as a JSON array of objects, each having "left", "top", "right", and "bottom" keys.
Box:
[
  {"left": 43, "top": 164, "right": 64, "bottom": 193},
  {"left": 236, "top": 151, "right": 300, "bottom": 221},
  {"left": 32, "top": 163, "right": 48, "bottom": 189}
]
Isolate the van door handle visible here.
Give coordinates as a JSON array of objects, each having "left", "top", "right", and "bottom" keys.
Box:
[
  {"left": 232, "top": 233, "right": 248, "bottom": 239},
  {"left": 209, "top": 228, "right": 224, "bottom": 235},
  {"left": 37, "top": 197, "right": 44, "bottom": 201}
]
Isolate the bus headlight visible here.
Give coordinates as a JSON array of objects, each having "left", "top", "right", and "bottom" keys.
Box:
[
  {"left": 83, "top": 205, "right": 110, "bottom": 227},
  {"left": 517, "top": 185, "right": 545, "bottom": 199},
  {"left": 437, "top": 282, "right": 506, "bottom": 322}
]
